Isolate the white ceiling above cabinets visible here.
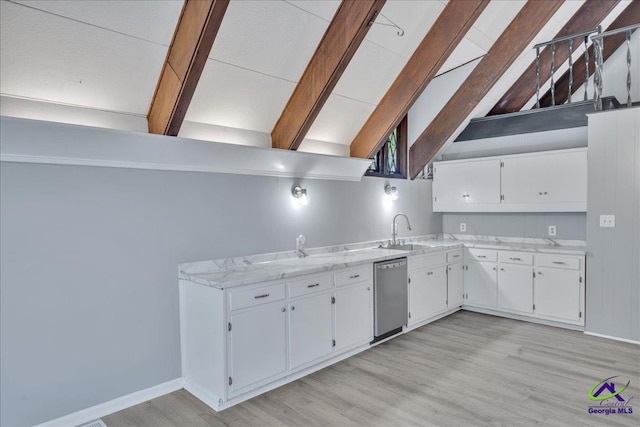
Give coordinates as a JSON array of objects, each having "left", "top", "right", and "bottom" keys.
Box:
[
  {"left": 0, "top": 0, "right": 181, "bottom": 115},
  {"left": 0, "top": 0, "right": 633, "bottom": 166}
]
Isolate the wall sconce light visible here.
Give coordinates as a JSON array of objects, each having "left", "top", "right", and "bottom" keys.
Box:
[
  {"left": 292, "top": 185, "right": 310, "bottom": 206},
  {"left": 385, "top": 184, "right": 398, "bottom": 201}
]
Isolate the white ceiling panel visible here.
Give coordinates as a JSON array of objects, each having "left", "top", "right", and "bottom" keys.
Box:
[
  {"left": 305, "top": 95, "right": 375, "bottom": 145},
  {"left": 284, "top": 0, "right": 340, "bottom": 21},
  {"left": 366, "top": 0, "right": 446, "bottom": 59},
  {"left": 438, "top": 37, "right": 487, "bottom": 75},
  {"left": 11, "top": 0, "right": 182, "bottom": 46},
  {"left": 209, "top": 0, "right": 334, "bottom": 83},
  {"left": 332, "top": 40, "right": 405, "bottom": 106},
  {"left": 471, "top": 0, "right": 527, "bottom": 44},
  {"left": 185, "top": 59, "right": 295, "bottom": 133},
  {"left": 0, "top": 1, "right": 166, "bottom": 115}
]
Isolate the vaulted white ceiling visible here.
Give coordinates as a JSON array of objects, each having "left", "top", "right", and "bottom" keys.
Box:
[{"left": 0, "top": 0, "right": 634, "bottom": 158}]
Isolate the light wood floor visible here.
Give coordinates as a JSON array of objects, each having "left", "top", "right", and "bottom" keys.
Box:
[{"left": 103, "top": 311, "right": 640, "bottom": 426}]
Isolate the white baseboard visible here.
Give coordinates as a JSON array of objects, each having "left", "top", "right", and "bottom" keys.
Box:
[
  {"left": 584, "top": 331, "right": 640, "bottom": 345},
  {"left": 34, "top": 378, "right": 184, "bottom": 427}
]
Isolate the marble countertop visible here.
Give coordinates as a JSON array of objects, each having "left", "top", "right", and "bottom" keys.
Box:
[{"left": 179, "top": 235, "right": 586, "bottom": 290}]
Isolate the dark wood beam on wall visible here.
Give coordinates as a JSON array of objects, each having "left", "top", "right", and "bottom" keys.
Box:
[
  {"left": 488, "top": 0, "right": 620, "bottom": 116},
  {"left": 148, "top": 0, "right": 229, "bottom": 136},
  {"left": 349, "top": 0, "right": 489, "bottom": 160},
  {"left": 409, "top": 0, "right": 565, "bottom": 179},
  {"left": 538, "top": 0, "right": 640, "bottom": 108},
  {"left": 271, "top": 0, "right": 385, "bottom": 151}
]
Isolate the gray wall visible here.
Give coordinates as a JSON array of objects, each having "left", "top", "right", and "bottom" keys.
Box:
[
  {"left": 443, "top": 213, "right": 587, "bottom": 240},
  {"left": 0, "top": 161, "right": 441, "bottom": 426},
  {"left": 586, "top": 107, "right": 640, "bottom": 342}
]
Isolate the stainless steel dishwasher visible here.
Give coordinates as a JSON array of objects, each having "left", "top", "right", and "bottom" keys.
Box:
[{"left": 372, "top": 257, "right": 408, "bottom": 343}]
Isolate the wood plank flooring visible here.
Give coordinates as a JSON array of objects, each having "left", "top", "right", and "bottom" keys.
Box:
[{"left": 103, "top": 311, "right": 640, "bottom": 426}]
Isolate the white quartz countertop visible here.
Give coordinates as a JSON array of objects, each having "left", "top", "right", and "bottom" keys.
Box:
[{"left": 179, "top": 235, "right": 586, "bottom": 289}]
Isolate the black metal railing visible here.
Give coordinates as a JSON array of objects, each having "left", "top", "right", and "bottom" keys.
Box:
[{"left": 592, "top": 24, "right": 640, "bottom": 109}]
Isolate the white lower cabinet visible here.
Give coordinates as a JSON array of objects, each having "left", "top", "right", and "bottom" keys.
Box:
[
  {"left": 409, "top": 266, "right": 447, "bottom": 323},
  {"left": 464, "top": 249, "right": 585, "bottom": 328},
  {"left": 288, "top": 293, "right": 333, "bottom": 369},
  {"left": 464, "top": 261, "right": 497, "bottom": 308},
  {"left": 334, "top": 282, "right": 373, "bottom": 352},
  {"left": 447, "top": 262, "right": 464, "bottom": 308},
  {"left": 229, "top": 301, "right": 287, "bottom": 392},
  {"left": 408, "top": 248, "right": 463, "bottom": 327},
  {"left": 181, "top": 264, "right": 373, "bottom": 411},
  {"left": 534, "top": 267, "right": 582, "bottom": 323},
  {"left": 497, "top": 264, "right": 533, "bottom": 314}
]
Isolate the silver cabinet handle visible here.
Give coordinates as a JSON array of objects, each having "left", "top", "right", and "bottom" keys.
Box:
[
  {"left": 537, "top": 271, "right": 543, "bottom": 275},
  {"left": 493, "top": 267, "right": 496, "bottom": 271},
  {"left": 477, "top": 255, "right": 487, "bottom": 258},
  {"left": 282, "top": 307, "right": 286, "bottom": 312},
  {"left": 307, "top": 283, "right": 320, "bottom": 288},
  {"left": 291, "top": 306, "right": 295, "bottom": 311},
  {"left": 349, "top": 274, "right": 360, "bottom": 279},
  {"left": 552, "top": 261, "right": 566, "bottom": 265},
  {"left": 367, "top": 287, "right": 370, "bottom": 291},
  {"left": 427, "top": 271, "right": 433, "bottom": 276},
  {"left": 500, "top": 268, "right": 505, "bottom": 271},
  {"left": 254, "top": 293, "right": 270, "bottom": 299},
  {"left": 509, "top": 257, "right": 521, "bottom": 261},
  {"left": 452, "top": 254, "right": 460, "bottom": 258}
]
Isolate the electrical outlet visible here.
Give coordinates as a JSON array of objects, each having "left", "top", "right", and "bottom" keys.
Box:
[
  {"left": 460, "top": 223, "right": 466, "bottom": 232},
  {"left": 548, "top": 225, "right": 556, "bottom": 236},
  {"left": 599, "top": 215, "right": 615, "bottom": 228}
]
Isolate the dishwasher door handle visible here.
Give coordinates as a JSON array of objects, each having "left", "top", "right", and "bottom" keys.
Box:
[{"left": 376, "top": 259, "right": 407, "bottom": 270}]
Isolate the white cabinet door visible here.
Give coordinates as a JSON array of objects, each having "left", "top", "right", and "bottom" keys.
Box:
[
  {"left": 501, "top": 149, "right": 587, "bottom": 209},
  {"left": 409, "top": 266, "right": 447, "bottom": 324},
  {"left": 497, "top": 264, "right": 533, "bottom": 314},
  {"left": 229, "top": 302, "right": 287, "bottom": 392},
  {"left": 334, "top": 283, "right": 372, "bottom": 351},
  {"left": 433, "top": 158, "right": 501, "bottom": 211},
  {"left": 447, "top": 262, "right": 464, "bottom": 308},
  {"left": 288, "top": 293, "right": 333, "bottom": 369},
  {"left": 534, "top": 267, "right": 581, "bottom": 323},
  {"left": 464, "top": 261, "right": 497, "bottom": 308}
]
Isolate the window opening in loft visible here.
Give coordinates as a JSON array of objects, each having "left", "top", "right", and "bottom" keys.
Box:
[{"left": 365, "top": 115, "right": 407, "bottom": 179}]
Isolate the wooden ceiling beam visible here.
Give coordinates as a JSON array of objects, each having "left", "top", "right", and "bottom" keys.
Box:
[
  {"left": 488, "top": 0, "right": 620, "bottom": 116},
  {"left": 271, "top": 0, "right": 385, "bottom": 151},
  {"left": 409, "top": 0, "right": 565, "bottom": 179},
  {"left": 148, "top": 0, "right": 229, "bottom": 136},
  {"left": 538, "top": 1, "right": 640, "bottom": 108},
  {"left": 349, "top": 0, "right": 490, "bottom": 160}
]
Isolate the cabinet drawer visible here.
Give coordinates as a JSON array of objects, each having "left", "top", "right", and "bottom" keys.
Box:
[
  {"left": 498, "top": 251, "right": 533, "bottom": 265},
  {"left": 334, "top": 265, "right": 371, "bottom": 287},
  {"left": 535, "top": 254, "right": 580, "bottom": 270},
  {"left": 409, "top": 252, "right": 446, "bottom": 271},
  {"left": 229, "top": 284, "right": 286, "bottom": 311},
  {"left": 447, "top": 250, "right": 463, "bottom": 263},
  {"left": 465, "top": 248, "right": 497, "bottom": 262},
  {"left": 288, "top": 274, "right": 332, "bottom": 298}
]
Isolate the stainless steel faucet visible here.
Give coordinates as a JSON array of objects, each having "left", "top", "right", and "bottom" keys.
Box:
[{"left": 391, "top": 213, "right": 412, "bottom": 246}]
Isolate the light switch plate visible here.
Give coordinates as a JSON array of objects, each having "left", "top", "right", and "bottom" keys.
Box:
[
  {"left": 460, "top": 223, "right": 466, "bottom": 232},
  {"left": 600, "top": 215, "right": 615, "bottom": 228},
  {"left": 548, "top": 225, "right": 556, "bottom": 236}
]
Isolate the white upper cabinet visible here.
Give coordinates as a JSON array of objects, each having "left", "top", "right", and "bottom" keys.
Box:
[
  {"left": 432, "top": 148, "right": 587, "bottom": 212},
  {"left": 502, "top": 150, "right": 587, "bottom": 210},
  {"left": 433, "top": 158, "right": 502, "bottom": 210}
]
